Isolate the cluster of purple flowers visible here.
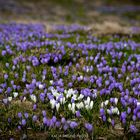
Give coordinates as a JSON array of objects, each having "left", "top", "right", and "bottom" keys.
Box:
[{"left": 0, "top": 23, "right": 140, "bottom": 138}]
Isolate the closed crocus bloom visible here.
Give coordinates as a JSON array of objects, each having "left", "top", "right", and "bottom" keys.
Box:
[
  {"left": 43, "top": 117, "right": 47, "bottom": 125},
  {"left": 18, "top": 125, "right": 21, "bottom": 130},
  {"left": 78, "top": 94, "right": 84, "bottom": 100},
  {"left": 38, "top": 84, "right": 44, "bottom": 90},
  {"left": 50, "top": 99, "right": 56, "bottom": 109},
  {"left": 85, "top": 123, "right": 93, "bottom": 132},
  {"left": 32, "top": 115, "right": 37, "bottom": 122},
  {"left": 102, "top": 115, "right": 106, "bottom": 122},
  {"left": 13, "top": 92, "right": 18, "bottom": 98},
  {"left": 62, "top": 97, "right": 66, "bottom": 104},
  {"left": 132, "top": 115, "right": 137, "bottom": 121},
  {"left": 79, "top": 102, "right": 84, "bottom": 109},
  {"left": 100, "top": 108, "right": 105, "bottom": 116},
  {"left": 121, "top": 112, "right": 127, "bottom": 120},
  {"left": 87, "top": 97, "right": 90, "bottom": 105},
  {"left": 68, "top": 103, "right": 72, "bottom": 110},
  {"left": 52, "top": 116, "right": 57, "bottom": 123},
  {"left": 4, "top": 74, "right": 8, "bottom": 80},
  {"left": 114, "top": 98, "right": 118, "bottom": 105},
  {"left": 104, "top": 100, "right": 109, "bottom": 106},
  {"left": 56, "top": 103, "right": 60, "bottom": 111},
  {"left": 24, "top": 113, "right": 29, "bottom": 119},
  {"left": 130, "top": 125, "right": 138, "bottom": 133},
  {"left": 55, "top": 121, "right": 61, "bottom": 128},
  {"left": 21, "top": 119, "right": 26, "bottom": 126},
  {"left": 8, "top": 97, "right": 12, "bottom": 102},
  {"left": 17, "top": 112, "right": 22, "bottom": 119},
  {"left": 76, "top": 110, "right": 81, "bottom": 117},
  {"left": 7, "top": 87, "right": 12, "bottom": 94},
  {"left": 2, "top": 50, "right": 6, "bottom": 56},
  {"left": 111, "top": 119, "right": 115, "bottom": 127},
  {"left": 33, "top": 104, "right": 37, "bottom": 110},
  {"left": 90, "top": 101, "right": 94, "bottom": 109},
  {"left": 42, "top": 110, "right": 46, "bottom": 117},
  {"left": 72, "top": 103, "right": 75, "bottom": 113},
  {"left": 61, "top": 117, "right": 66, "bottom": 124},
  {"left": 63, "top": 124, "right": 69, "bottom": 131},
  {"left": 70, "top": 121, "right": 78, "bottom": 129},
  {"left": 127, "top": 107, "right": 131, "bottom": 114},
  {"left": 30, "top": 94, "right": 37, "bottom": 103}
]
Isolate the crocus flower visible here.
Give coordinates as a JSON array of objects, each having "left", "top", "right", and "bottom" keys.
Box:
[
  {"left": 32, "top": 115, "right": 37, "bottom": 122},
  {"left": 130, "top": 125, "right": 138, "bottom": 133},
  {"left": 21, "top": 119, "right": 26, "bottom": 126},
  {"left": 70, "top": 121, "right": 78, "bottom": 129},
  {"left": 18, "top": 112, "right": 22, "bottom": 118},
  {"left": 85, "top": 123, "right": 93, "bottom": 132}
]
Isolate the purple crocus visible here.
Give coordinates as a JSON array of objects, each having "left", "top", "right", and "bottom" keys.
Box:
[
  {"left": 70, "top": 121, "right": 78, "bottom": 129},
  {"left": 18, "top": 112, "right": 22, "bottom": 118},
  {"left": 32, "top": 115, "right": 37, "bottom": 122},
  {"left": 130, "top": 125, "right": 138, "bottom": 133},
  {"left": 61, "top": 117, "right": 66, "bottom": 124},
  {"left": 85, "top": 123, "right": 93, "bottom": 132},
  {"left": 24, "top": 113, "right": 29, "bottom": 119},
  {"left": 21, "top": 119, "right": 26, "bottom": 126},
  {"left": 76, "top": 110, "right": 81, "bottom": 118}
]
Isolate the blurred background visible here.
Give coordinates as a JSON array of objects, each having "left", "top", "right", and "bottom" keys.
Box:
[{"left": 0, "top": 0, "right": 140, "bottom": 34}]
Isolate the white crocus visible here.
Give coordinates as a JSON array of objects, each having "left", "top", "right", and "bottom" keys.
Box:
[
  {"left": 126, "top": 76, "right": 129, "bottom": 81},
  {"left": 50, "top": 80, "right": 53, "bottom": 85},
  {"left": 86, "top": 68, "right": 90, "bottom": 73},
  {"left": 13, "top": 92, "right": 18, "bottom": 98},
  {"left": 76, "top": 103, "right": 80, "bottom": 109},
  {"left": 72, "top": 103, "right": 75, "bottom": 113},
  {"left": 62, "top": 97, "right": 66, "bottom": 104},
  {"left": 68, "top": 89, "right": 75, "bottom": 95},
  {"left": 85, "top": 105, "right": 89, "bottom": 110},
  {"left": 66, "top": 93, "right": 71, "bottom": 98},
  {"left": 8, "top": 97, "right": 12, "bottom": 102},
  {"left": 78, "top": 94, "right": 84, "bottom": 100},
  {"left": 114, "top": 98, "right": 118, "bottom": 105},
  {"left": 117, "top": 110, "right": 120, "bottom": 115},
  {"left": 30, "top": 94, "right": 37, "bottom": 103},
  {"left": 72, "top": 94, "right": 77, "bottom": 100},
  {"left": 80, "top": 75, "right": 83, "bottom": 80},
  {"left": 108, "top": 118, "right": 111, "bottom": 123},
  {"left": 60, "top": 98, "right": 63, "bottom": 104},
  {"left": 101, "top": 102, "right": 104, "bottom": 108},
  {"left": 50, "top": 99, "right": 56, "bottom": 109},
  {"left": 12, "top": 65, "right": 16, "bottom": 70},
  {"left": 87, "top": 97, "right": 90, "bottom": 105},
  {"left": 42, "top": 75, "right": 46, "bottom": 81},
  {"left": 56, "top": 103, "right": 60, "bottom": 111},
  {"left": 107, "top": 109, "right": 111, "bottom": 114},
  {"left": 89, "top": 101, "right": 94, "bottom": 109},
  {"left": 64, "top": 90, "right": 67, "bottom": 94},
  {"left": 52, "top": 90, "right": 59, "bottom": 97},
  {"left": 68, "top": 103, "right": 72, "bottom": 110},
  {"left": 104, "top": 100, "right": 109, "bottom": 106},
  {"left": 77, "top": 102, "right": 84, "bottom": 109},
  {"left": 23, "top": 97, "right": 26, "bottom": 102},
  {"left": 38, "top": 84, "right": 44, "bottom": 89}
]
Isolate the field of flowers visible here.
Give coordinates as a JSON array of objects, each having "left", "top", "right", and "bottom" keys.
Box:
[{"left": 0, "top": 23, "right": 140, "bottom": 139}]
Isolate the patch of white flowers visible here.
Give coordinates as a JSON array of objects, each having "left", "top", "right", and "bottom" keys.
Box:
[
  {"left": 101, "top": 98, "right": 120, "bottom": 116},
  {"left": 49, "top": 88, "right": 94, "bottom": 113}
]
